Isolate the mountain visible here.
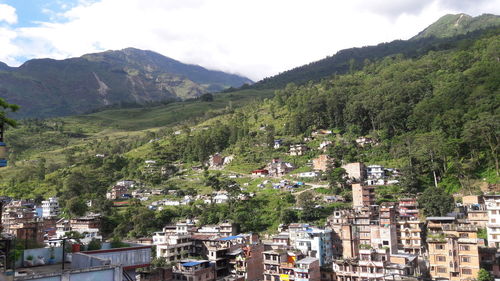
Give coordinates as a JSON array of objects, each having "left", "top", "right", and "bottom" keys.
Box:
[
  {"left": 0, "top": 48, "right": 252, "bottom": 118},
  {"left": 251, "top": 13, "right": 500, "bottom": 89},
  {"left": 411, "top": 13, "right": 500, "bottom": 40}
]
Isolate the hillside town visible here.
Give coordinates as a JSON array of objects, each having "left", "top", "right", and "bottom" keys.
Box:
[
  {"left": 0, "top": 4, "right": 499, "bottom": 281},
  {"left": 0, "top": 178, "right": 498, "bottom": 281}
]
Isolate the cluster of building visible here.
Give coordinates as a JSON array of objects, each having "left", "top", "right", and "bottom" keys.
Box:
[
  {"left": 144, "top": 191, "right": 500, "bottom": 281},
  {"left": 0, "top": 197, "right": 102, "bottom": 247}
]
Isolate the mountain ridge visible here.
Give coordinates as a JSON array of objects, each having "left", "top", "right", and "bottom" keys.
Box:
[
  {"left": 250, "top": 13, "right": 500, "bottom": 89},
  {"left": 411, "top": 13, "right": 500, "bottom": 40},
  {"left": 0, "top": 48, "right": 252, "bottom": 118}
]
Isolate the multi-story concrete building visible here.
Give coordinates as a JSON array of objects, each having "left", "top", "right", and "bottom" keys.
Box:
[
  {"left": 485, "top": 194, "right": 500, "bottom": 248},
  {"left": 333, "top": 248, "right": 416, "bottom": 281},
  {"left": 262, "top": 249, "right": 287, "bottom": 281},
  {"left": 341, "top": 162, "right": 366, "bottom": 182},
  {"left": 294, "top": 257, "right": 320, "bottom": 281},
  {"left": 225, "top": 243, "right": 264, "bottom": 281},
  {"left": 290, "top": 144, "right": 308, "bottom": 156},
  {"left": 396, "top": 219, "right": 425, "bottom": 256},
  {"left": 292, "top": 226, "right": 333, "bottom": 266},
  {"left": 352, "top": 184, "right": 376, "bottom": 208},
  {"left": 312, "top": 154, "right": 332, "bottom": 172},
  {"left": 462, "top": 195, "right": 489, "bottom": 228},
  {"left": 156, "top": 234, "right": 193, "bottom": 262},
  {"left": 366, "top": 165, "right": 385, "bottom": 180},
  {"left": 41, "top": 197, "right": 60, "bottom": 218},
  {"left": 172, "top": 260, "right": 215, "bottom": 281},
  {"left": 426, "top": 217, "right": 480, "bottom": 281},
  {"left": 106, "top": 185, "right": 129, "bottom": 200},
  {"left": 1, "top": 200, "right": 44, "bottom": 244},
  {"left": 398, "top": 198, "right": 419, "bottom": 219},
  {"left": 327, "top": 207, "right": 380, "bottom": 259},
  {"left": 55, "top": 213, "right": 102, "bottom": 244},
  {"left": 262, "top": 249, "right": 304, "bottom": 281}
]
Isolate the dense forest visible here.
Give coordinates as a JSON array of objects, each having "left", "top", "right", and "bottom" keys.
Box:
[{"left": 253, "top": 26, "right": 500, "bottom": 89}]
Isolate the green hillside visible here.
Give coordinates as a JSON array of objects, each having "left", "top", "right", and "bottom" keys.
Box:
[
  {"left": 1, "top": 28, "right": 498, "bottom": 237},
  {"left": 251, "top": 14, "right": 500, "bottom": 90},
  {"left": 412, "top": 13, "right": 500, "bottom": 40}
]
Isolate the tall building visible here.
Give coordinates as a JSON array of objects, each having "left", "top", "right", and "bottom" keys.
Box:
[
  {"left": 41, "top": 197, "right": 60, "bottom": 218},
  {"left": 341, "top": 162, "right": 366, "bottom": 182},
  {"left": 426, "top": 217, "right": 480, "bottom": 281},
  {"left": 396, "top": 219, "right": 425, "bottom": 256},
  {"left": 398, "top": 198, "right": 419, "bottom": 220},
  {"left": 1, "top": 200, "right": 44, "bottom": 244},
  {"left": 484, "top": 195, "right": 500, "bottom": 248},
  {"left": 352, "top": 184, "right": 376, "bottom": 208}
]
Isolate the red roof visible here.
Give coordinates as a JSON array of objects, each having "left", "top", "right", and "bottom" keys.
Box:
[{"left": 252, "top": 169, "right": 268, "bottom": 174}]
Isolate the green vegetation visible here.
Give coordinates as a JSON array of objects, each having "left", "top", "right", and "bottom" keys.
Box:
[
  {"left": 0, "top": 98, "right": 20, "bottom": 128},
  {"left": 478, "top": 268, "right": 494, "bottom": 281},
  {"left": 418, "top": 188, "right": 455, "bottom": 217},
  {"left": 252, "top": 18, "right": 500, "bottom": 89},
  {"left": 412, "top": 14, "right": 500, "bottom": 40},
  {"left": 0, "top": 20, "right": 498, "bottom": 238}
]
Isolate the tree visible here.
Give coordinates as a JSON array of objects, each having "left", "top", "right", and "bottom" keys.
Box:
[
  {"left": 298, "top": 191, "right": 319, "bottom": 221},
  {"left": 87, "top": 238, "right": 102, "bottom": 251},
  {"left": 0, "top": 97, "right": 20, "bottom": 128},
  {"left": 477, "top": 269, "right": 493, "bottom": 281},
  {"left": 397, "top": 166, "right": 423, "bottom": 194},
  {"left": 327, "top": 167, "right": 347, "bottom": 193},
  {"left": 66, "top": 197, "right": 89, "bottom": 217},
  {"left": 199, "top": 93, "right": 214, "bottom": 102},
  {"left": 281, "top": 209, "right": 299, "bottom": 225},
  {"left": 464, "top": 113, "right": 499, "bottom": 176},
  {"left": 418, "top": 187, "right": 454, "bottom": 217}
]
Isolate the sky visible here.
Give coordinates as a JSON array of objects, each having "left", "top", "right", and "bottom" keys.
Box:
[{"left": 0, "top": 0, "right": 499, "bottom": 81}]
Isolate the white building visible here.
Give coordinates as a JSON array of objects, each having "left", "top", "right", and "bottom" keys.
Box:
[
  {"left": 155, "top": 234, "right": 193, "bottom": 262},
  {"left": 213, "top": 193, "right": 229, "bottom": 204},
  {"left": 288, "top": 224, "right": 333, "bottom": 266},
  {"left": 298, "top": 171, "right": 320, "bottom": 178},
  {"left": 366, "top": 165, "right": 385, "bottom": 180},
  {"left": 42, "top": 197, "right": 60, "bottom": 218},
  {"left": 116, "top": 180, "right": 135, "bottom": 188},
  {"left": 485, "top": 194, "right": 500, "bottom": 248}
]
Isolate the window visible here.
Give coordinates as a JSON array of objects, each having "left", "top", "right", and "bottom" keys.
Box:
[
  {"left": 459, "top": 233, "right": 468, "bottom": 238},
  {"left": 461, "top": 256, "right": 471, "bottom": 263},
  {"left": 437, "top": 267, "right": 447, "bottom": 273},
  {"left": 435, "top": 244, "right": 445, "bottom": 250},
  {"left": 436, "top": 255, "right": 446, "bottom": 262},
  {"left": 462, "top": 268, "right": 472, "bottom": 275},
  {"left": 460, "top": 245, "right": 470, "bottom": 251}
]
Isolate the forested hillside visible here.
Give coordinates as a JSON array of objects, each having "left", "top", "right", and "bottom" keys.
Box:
[
  {"left": 252, "top": 14, "right": 500, "bottom": 89},
  {"left": 0, "top": 25, "right": 498, "bottom": 238}
]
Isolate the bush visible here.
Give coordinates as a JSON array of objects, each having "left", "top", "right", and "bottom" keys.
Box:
[{"left": 87, "top": 238, "right": 102, "bottom": 251}]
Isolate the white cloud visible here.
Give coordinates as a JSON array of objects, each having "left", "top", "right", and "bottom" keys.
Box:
[
  {"left": 3, "top": 0, "right": 500, "bottom": 80},
  {"left": 0, "top": 3, "right": 17, "bottom": 24}
]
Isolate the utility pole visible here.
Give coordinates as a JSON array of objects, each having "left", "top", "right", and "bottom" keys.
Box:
[
  {"left": 0, "top": 122, "right": 7, "bottom": 168},
  {"left": 62, "top": 239, "right": 66, "bottom": 270}
]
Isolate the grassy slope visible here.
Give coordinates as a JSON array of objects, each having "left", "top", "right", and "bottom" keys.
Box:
[
  {"left": 66, "top": 89, "right": 274, "bottom": 131},
  {"left": 1, "top": 89, "right": 274, "bottom": 178}
]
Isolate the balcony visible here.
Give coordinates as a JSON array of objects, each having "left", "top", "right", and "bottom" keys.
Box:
[{"left": 281, "top": 262, "right": 296, "bottom": 268}]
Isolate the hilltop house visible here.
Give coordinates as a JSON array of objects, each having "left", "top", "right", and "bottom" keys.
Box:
[
  {"left": 313, "top": 154, "right": 332, "bottom": 172},
  {"left": 266, "top": 159, "right": 295, "bottom": 177},
  {"left": 290, "top": 144, "right": 308, "bottom": 156}
]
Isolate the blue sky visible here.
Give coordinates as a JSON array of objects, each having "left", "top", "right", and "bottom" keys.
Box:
[
  {"left": 0, "top": 0, "right": 499, "bottom": 80},
  {"left": 0, "top": 0, "right": 82, "bottom": 27}
]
